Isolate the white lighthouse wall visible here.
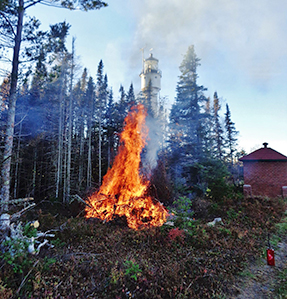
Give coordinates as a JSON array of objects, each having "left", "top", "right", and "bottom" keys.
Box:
[{"left": 141, "top": 72, "right": 161, "bottom": 90}]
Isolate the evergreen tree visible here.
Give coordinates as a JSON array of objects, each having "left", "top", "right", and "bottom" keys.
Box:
[
  {"left": 0, "top": 1, "right": 41, "bottom": 209},
  {"left": 0, "top": 0, "right": 107, "bottom": 209},
  {"left": 168, "top": 45, "right": 208, "bottom": 189},
  {"left": 169, "top": 45, "right": 207, "bottom": 160},
  {"left": 9, "top": 21, "right": 72, "bottom": 201},
  {"left": 201, "top": 96, "right": 213, "bottom": 157},
  {"left": 224, "top": 103, "right": 238, "bottom": 164},
  {"left": 30, "top": 48, "right": 47, "bottom": 99},
  {"left": 47, "top": 21, "right": 70, "bottom": 55},
  {"left": 119, "top": 84, "right": 125, "bottom": 103},
  {"left": 213, "top": 92, "right": 225, "bottom": 160},
  {"left": 113, "top": 85, "right": 125, "bottom": 139},
  {"left": 104, "top": 88, "right": 116, "bottom": 170},
  {"left": 95, "top": 60, "right": 108, "bottom": 185},
  {"left": 126, "top": 83, "right": 135, "bottom": 111}
]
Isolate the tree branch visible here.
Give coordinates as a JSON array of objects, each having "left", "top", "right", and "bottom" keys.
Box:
[
  {"left": 0, "top": 12, "right": 16, "bottom": 37},
  {"left": 0, "top": 155, "right": 12, "bottom": 165},
  {"left": 16, "top": 260, "right": 39, "bottom": 294},
  {"left": 24, "top": 0, "right": 43, "bottom": 10},
  {"left": 14, "top": 113, "right": 27, "bottom": 127}
]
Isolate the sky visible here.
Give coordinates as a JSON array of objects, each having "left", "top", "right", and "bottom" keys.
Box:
[{"left": 5, "top": 0, "right": 287, "bottom": 155}]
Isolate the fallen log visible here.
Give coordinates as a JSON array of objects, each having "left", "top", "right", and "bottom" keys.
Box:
[
  {"left": 0, "top": 197, "right": 34, "bottom": 206},
  {"left": 11, "top": 203, "right": 36, "bottom": 221}
]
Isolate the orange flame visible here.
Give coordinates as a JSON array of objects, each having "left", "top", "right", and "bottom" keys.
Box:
[{"left": 85, "top": 104, "right": 168, "bottom": 229}]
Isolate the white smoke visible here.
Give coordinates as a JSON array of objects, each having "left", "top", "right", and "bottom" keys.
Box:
[
  {"left": 126, "top": 0, "right": 287, "bottom": 88},
  {"left": 143, "top": 115, "right": 163, "bottom": 172}
]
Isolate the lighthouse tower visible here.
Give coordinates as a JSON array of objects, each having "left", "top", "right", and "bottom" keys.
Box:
[{"left": 139, "top": 53, "right": 162, "bottom": 116}]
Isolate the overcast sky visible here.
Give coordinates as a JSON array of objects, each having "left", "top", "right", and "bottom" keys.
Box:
[{"left": 10, "top": 0, "right": 287, "bottom": 155}]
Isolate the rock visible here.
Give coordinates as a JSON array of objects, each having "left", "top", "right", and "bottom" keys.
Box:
[
  {"left": 165, "top": 221, "right": 175, "bottom": 226},
  {"left": 28, "top": 237, "right": 35, "bottom": 254},
  {"left": 207, "top": 217, "right": 223, "bottom": 226},
  {"left": 0, "top": 213, "right": 11, "bottom": 230}
]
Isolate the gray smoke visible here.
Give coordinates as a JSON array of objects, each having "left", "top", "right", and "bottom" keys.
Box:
[
  {"left": 126, "top": 0, "right": 287, "bottom": 90},
  {"left": 140, "top": 113, "right": 164, "bottom": 176}
]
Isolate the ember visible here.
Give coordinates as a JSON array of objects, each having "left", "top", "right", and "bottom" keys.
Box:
[{"left": 85, "top": 104, "right": 168, "bottom": 229}]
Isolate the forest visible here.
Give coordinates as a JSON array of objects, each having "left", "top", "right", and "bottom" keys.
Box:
[
  {"left": 1, "top": 1, "right": 287, "bottom": 298},
  {"left": 0, "top": 0, "right": 241, "bottom": 206}
]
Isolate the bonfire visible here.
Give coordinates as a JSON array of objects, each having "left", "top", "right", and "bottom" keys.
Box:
[{"left": 85, "top": 104, "right": 168, "bottom": 230}]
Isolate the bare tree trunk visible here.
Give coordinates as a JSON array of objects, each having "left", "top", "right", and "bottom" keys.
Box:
[
  {"left": 98, "top": 109, "right": 102, "bottom": 186},
  {"left": 63, "top": 128, "right": 68, "bottom": 202},
  {"left": 66, "top": 38, "right": 75, "bottom": 203},
  {"left": 87, "top": 126, "right": 92, "bottom": 188},
  {"left": 78, "top": 121, "right": 84, "bottom": 190},
  {"left": 31, "top": 148, "right": 37, "bottom": 197},
  {"left": 1, "top": 0, "right": 24, "bottom": 211},
  {"left": 56, "top": 67, "right": 64, "bottom": 199},
  {"left": 13, "top": 120, "right": 22, "bottom": 198},
  {"left": 107, "top": 138, "right": 111, "bottom": 171},
  {"left": 86, "top": 89, "right": 93, "bottom": 189}
]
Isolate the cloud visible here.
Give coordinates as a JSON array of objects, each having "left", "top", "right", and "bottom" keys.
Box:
[{"left": 127, "top": 0, "right": 287, "bottom": 86}]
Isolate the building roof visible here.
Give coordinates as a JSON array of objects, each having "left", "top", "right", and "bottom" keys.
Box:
[
  {"left": 145, "top": 53, "right": 158, "bottom": 61},
  {"left": 239, "top": 143, "right": 287, "bottom": 162}
]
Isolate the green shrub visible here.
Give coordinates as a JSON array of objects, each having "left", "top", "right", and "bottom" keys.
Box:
[
  {"left": 172, "top": 196, "right": 197, "bottom": 232},
  {"left": 1, "top": 222, "right": 38, "bottom": 274},
  {"left": 23, "top": 222, "right": 38, "bottom": 238},
  {"left": 50, "top": 237, "right": 66, "bottom": 248},
  {"left": 124, "top": 260, "right": 142, "bottom": 281},
  {"left": 192, "top": 159, "right": 233, "bottom": 201},
  {"left": 173, "top": 196, "right": 193, "bottom": 218}
]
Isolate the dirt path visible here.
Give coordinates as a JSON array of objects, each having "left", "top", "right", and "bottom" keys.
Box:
[{"left": 232, "top": 238, "right": 287, "bottom": 299}]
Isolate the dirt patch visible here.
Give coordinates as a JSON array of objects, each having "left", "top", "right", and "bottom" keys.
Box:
[{"left": 233, "top": 238, "right": 287, "bottom": 299}]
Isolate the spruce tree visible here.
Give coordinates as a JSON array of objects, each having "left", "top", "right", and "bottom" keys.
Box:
[
  {"left": 213, "top": 92, "right": 225, "bottom": 160},
  {"left": 104, "top": 88, "right": 116, "bottom": 170},
  {"left": 114, "top": 85, "right": 127, "bottom": 133},
  {"left": 201, "top": 96, "right": 213, "bottom": 157},
  {"left": 10, "top": 21, "right": 72, "bottom": 201},
  {"left": 168, "top": 45, "right": 208, "bottom": 188},
  {"left": 224, "top": 103, "right": 238, "bottom": 164},
  {"left": 95, "top": 61, "right": 108, "bottom": 185},
  {"left": 0, "top": 0, "right": 107, "bottom": 209},
  {"left": 126, "top": 83, "right": 136, "bottom": 111}
]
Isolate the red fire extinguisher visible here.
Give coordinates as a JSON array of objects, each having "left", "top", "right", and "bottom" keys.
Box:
[{"left": 267, "top": 234, "right": 275, "bottom": 266}]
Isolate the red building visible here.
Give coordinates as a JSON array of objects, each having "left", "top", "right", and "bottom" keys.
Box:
[{"left": 239, "top": 143, "right": 287, "bottom": 198}]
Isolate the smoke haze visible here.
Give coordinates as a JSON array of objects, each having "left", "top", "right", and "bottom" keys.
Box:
[
  {"left": 127, "top": 0, "right": 287, "bottom": 88},
  {"left": 3, "top": 0, "right": 287, "bottom": 154}
]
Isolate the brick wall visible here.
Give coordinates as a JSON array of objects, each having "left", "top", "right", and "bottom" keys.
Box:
[{"left": 243, "top": 161, "right": 287, "bottom": 197}]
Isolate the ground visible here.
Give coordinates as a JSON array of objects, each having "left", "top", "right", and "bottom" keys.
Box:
[
  {"left": 233, "top": 237, "right": 287, "bottom": 299},
  {"left": 1, "top": 196, "right": 287, "bottom": 298}
]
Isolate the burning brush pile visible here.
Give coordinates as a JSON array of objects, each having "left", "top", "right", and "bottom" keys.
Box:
[{"left": 85, "top": 104, "right": 168, "bottom": 230}]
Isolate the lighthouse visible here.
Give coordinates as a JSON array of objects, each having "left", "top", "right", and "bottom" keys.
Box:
[{"left": 139, "top": 53, "right": 162, "bottom": 116}]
